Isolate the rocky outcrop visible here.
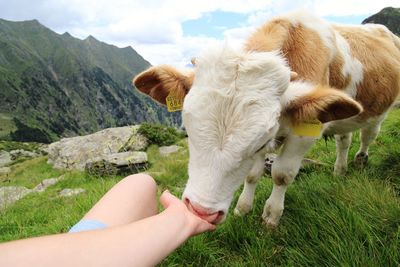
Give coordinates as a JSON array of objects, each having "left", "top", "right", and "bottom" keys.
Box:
[
  {"left": 9, "top": 149, "right": 39, "bottom": 160},
  {"left": 0, "top": 151, "right": 12, "bottom": 167},
  {"left": 0, "top": 186, "right": 33, "bottom": 210},
  {"left": 0, "top": 175, "right": 84, "bottom": 210},
  {"left": 159, "top": 145, "right": 181, "bottom": 157},
  {"left": 33, "top": 176, "right": 64, "bottom": 192},
  {"left": 47, "top": 126, "right": 148, "bottom": 171},
  {"left": 85, "top": 151, "right": 148, "bottom": 176},
  {"left": 59, "top": 188, "right": 86, "bottom": 197}
]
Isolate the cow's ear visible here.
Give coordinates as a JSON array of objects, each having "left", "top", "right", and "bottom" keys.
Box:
[
  {"left": 283, "top": 85, "right": 363, "bottom": 123},
  {"left": 133, "top": 65, "right": 194, "bottom": 105}
]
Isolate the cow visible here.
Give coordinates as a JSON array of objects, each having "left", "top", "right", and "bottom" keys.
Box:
[{"left": 133, "top": 11, "right": 400, "bottom": 227}]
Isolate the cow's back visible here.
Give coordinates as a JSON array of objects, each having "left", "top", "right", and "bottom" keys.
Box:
[
  {"left": 245, "top": 12, "right": 400, "bottom": 119},
  {"left": 333, "top": 24, "right": 400, "bottom": 118}
]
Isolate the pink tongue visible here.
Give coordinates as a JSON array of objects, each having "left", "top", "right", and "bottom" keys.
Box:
[
  {"left": 187, "top": 204, "right": 219, "bottom": 223},
  {"left": 198, "top": 212, "right": 219, "bottom": 223}
]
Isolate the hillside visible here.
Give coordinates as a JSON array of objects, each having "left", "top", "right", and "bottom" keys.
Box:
[
  {"left": 0, "top": 19, "right": 180, "bottom": 143},
  {"left": 362, "top": 7, "right": 400, "bottom": 35},
  {"left": 1, "top": 107, "right": 399, "bottom": 265}
]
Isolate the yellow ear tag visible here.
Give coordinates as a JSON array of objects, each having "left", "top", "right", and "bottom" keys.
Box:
[
  {"left": 292, "top": 120, "right": 323, "bottom": 137},
  {"left": 166, "top": 94, "right": 183, "bottom": 112}
]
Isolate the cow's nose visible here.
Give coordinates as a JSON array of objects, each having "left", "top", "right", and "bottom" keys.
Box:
[{"left": 184, "top": 198, "right": 224, "bottom": 224}]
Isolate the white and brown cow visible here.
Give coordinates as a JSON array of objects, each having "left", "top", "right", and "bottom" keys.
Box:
[{"left": 134, "top": 11, "right": 400, "bottom": 227}]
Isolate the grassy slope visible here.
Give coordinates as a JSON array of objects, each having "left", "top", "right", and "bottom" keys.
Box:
[
  {"left": 0, "top": 110, "right": 399, "bottom": 266},
  {"left": 0, "top": 113, "right": 16, "bottom": 139}
]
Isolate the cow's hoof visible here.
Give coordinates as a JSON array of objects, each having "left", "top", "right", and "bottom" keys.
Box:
[
  {"left": 333, "top": 164, "right": 347, "bottom": 176},
  {"left": 262, "top": 200, "right": 283, "bottom": 228},
  {"left": 234, "top": 203, "right": 252, "bottom": 217},
  {"left": 354, "top": 152, "right": 368, "bottom": 168}
]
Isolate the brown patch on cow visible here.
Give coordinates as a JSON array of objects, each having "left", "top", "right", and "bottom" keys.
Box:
[
  {"left": 284, "top": 85, "right": 363, "bottom": 124},
  {"left": 133, "top": 65, "right": 194, "bottom": 105},
  {"left": 245, "top": 19, "right": 332, "bottom": 85},
  {"left": 245, "top": 19, "right": 291, "bottom": 52},
  {"left": 329, "top": 52, "right": 351, "bottom": 89},
  {"left": 333, "top": 25, "right": 400, "bottom": 118},
  {"left": 246, "top": 175, "right": 257, "bottom": 184},
  {"left": 273, "top": 174, "right": 288, "bottom": 186}
]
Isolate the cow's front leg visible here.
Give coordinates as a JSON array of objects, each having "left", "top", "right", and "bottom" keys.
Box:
[
  {"left": 263, "top": 135, "right": 316, "bottom": 227},
  {"left": 234, "top": 152, "right": 265, "bottom": 216}
]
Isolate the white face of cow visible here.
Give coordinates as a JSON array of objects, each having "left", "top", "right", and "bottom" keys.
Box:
[{"left": 181, "top": 46, "right": 291, "bottom": 223}]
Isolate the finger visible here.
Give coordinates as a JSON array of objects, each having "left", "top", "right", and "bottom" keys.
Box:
[{"left": 195, "top": 219, "right": 216, "bottom": 234}]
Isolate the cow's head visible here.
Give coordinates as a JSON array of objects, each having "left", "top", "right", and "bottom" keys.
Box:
[{"left": 134, "top": 45, "right": 361, "bottom": 224}]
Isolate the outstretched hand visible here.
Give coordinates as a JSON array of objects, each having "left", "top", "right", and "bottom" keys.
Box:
[{"left": 160, "top": 190, "right": 216, "bottom": 237}]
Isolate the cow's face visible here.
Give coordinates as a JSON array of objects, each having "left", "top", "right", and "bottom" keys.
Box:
[
  {"left": 180, "top": 47, "right": 290, "bottom": 223},
  {"left": 134, "top": 45, "right": 362, "bottom": 224}
]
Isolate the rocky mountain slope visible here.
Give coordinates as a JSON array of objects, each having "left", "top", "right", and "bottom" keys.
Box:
[
  {"left": 0, "top": 19, "right": 180, "bottom": 143},
  {"left": 362, "top": 7, "right": 400, "bottom": 35}
]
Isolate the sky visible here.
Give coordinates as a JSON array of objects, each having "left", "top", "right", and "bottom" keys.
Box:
[{"left": 0, "top": 0, "right": 398, "bottom": 67}]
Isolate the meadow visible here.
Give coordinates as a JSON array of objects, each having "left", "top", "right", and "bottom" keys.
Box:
[{"left": 1, "top": 108, "right": 399, "bottom": 266}]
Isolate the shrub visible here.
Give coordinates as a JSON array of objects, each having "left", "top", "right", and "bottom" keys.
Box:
[{"left": 138, "top": 123, "right": 185, "bottom": 147}]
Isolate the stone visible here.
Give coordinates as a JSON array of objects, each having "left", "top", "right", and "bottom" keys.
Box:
[
  {"left": 118, "top": 132, "right": 148, "bottom": 152},
  {"left": 9, "top": 149, "right": 39, "bottom": 160},
  {"left": 59, "top": 188, "right": 86, "bottom": 197},
  {"left": 47, "top": 125, "right": 148, "bottom": 170},
  {"left": 0, "top": 167, "right": 11, "bottom": 175},
  {"left": 0, "top": 151, "right": 12, "bottom": 167},
  {"left": 33, "top": 176, "right": 63, "bottom": 192},
  {"left": 0, "top": 186, "right": 33, "bottom": 210},
  {"left": 159, "top": 145, "right": 181, "bottom": 157},
  {"left": 264, "top": 153, "right": 327, "bottom": 175},
  {"left": 85, "top": 151, "right": 148, "bottom": 176}
]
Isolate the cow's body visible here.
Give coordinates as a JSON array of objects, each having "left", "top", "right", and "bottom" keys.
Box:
[{"left": 134, "top": 11, "right": 400, "bottom": 226}]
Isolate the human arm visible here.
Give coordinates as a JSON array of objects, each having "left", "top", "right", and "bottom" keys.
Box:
[{"left": 0, "top": 190, "right": 215, "bottom": 267}]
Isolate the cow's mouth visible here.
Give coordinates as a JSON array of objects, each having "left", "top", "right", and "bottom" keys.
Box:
[{"left": 185, "top": 198, "right": 225, "bottom": 224}]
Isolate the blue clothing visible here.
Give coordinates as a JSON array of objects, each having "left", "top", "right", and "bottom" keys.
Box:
[{"left": 69, "top": 219, "right": 108, "bottom": 233}]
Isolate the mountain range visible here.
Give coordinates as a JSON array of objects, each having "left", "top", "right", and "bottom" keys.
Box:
[
  {"left": 0, "top": 19, "right": 180, "bottom": 143},
  {"left": 0, "top": 7, "right": 398, "bottom": 143},
  {"left": 363, "top": 7, "right": 400, "bottom": 35}
]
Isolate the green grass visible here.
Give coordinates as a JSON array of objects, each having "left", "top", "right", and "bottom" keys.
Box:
[
  {"left": 0, "top": 113, "right": 16, "bottom": 140},
  {"left": 0, "top": 110, "right": 399, "bottom": 265}
]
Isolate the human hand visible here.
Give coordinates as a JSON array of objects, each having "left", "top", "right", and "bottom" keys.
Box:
[{"left": 160, "top": 190, "right": 216, "bottom": 237}]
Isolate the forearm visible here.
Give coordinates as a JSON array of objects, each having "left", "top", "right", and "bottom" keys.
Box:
[{"left": 0, "top": 209, "right": 190, "bottom": 267}]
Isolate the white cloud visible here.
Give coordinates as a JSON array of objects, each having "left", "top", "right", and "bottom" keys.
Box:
[{"left": 0, "top": 0, "right": 399, "bottom": 67}]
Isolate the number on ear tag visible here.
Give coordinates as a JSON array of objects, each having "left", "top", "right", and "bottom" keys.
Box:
[{"left": 166, "top": 94, "right": 183, "bottom": 112}]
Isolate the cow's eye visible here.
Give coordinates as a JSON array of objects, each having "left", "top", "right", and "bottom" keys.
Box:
[
  {"left": 255, "top": 143, "right": 267, "bottom": 153},
  {"left": 255, "top": 139, "right": 274, "bottom": 153}
]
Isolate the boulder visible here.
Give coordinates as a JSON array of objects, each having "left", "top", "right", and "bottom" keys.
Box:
[
  {"left": 47, "top": 126, "right": 147, "bottom": 170},
  {"left": 59, "top": 188, "right": 86, "bottom": 197},
  {"left": 85, "top": 151, "right": 148, "bottom": 176},
  {"left": 33, "top": 176, "right": 63, "bottom": 192},
  {"left": 0, "top": 151, "right": 12, "bottom": 167},
  {"left": 159, "top": 145, "right": 181, "bottom": 157},
  {"left": 0, "top": 186, "right": 33, "bottom": 210},
  {"left": 9, "top": 149, "right": 39, "bottom": 160}
]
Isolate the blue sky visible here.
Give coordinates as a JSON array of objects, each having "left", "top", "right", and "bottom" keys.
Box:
[
  {"left": 182, "top": 11, "right": 368, "bottom": 39},
  {"left": 183, "top": 11, "right": 249, "bottom": 38},
  {"left": 0, "top": 0, "right": 398, "bottom": 66}
]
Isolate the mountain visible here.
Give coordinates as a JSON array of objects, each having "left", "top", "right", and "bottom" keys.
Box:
[
  {"left": 0, "top": 19, "right": 180, "bottom": 143},
  {"left": 362, "top": 7, "right": 400, "bottom": 35}
]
